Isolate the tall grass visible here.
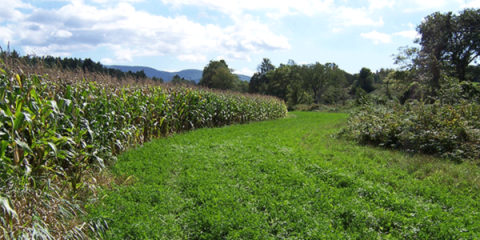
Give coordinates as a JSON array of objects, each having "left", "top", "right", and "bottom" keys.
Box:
[{"left": 0, "top": 53, "right": 287, "bottom": 238}]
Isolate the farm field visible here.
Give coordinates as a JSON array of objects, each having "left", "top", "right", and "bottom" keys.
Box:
[{"left": 88, "top": 111, "right": 480, "bottom": 239}]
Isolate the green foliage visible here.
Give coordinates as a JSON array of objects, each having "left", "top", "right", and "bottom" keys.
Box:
[
  {"left": 417, "top": 9, "right": 480, "bottom": 82},
  {"left": 393, "top": 9, "right": 480, "bottom": 99},
  {"left": 171, "top": 74, "right": 196, "bottom": 85},
  {"left": 293, "top": 103, "right": 352, "bottom": 112},
  {"left": 301, "top": 62, "right": 347, "bottom": 103},
  {"left": 210, "top": 67, "right": 238, "bottom": 90},
  {"left": 340, "top": 79, "right": 480, "bottom": 162},
  {"left": 248, "top": 58, "right": 275, "bottom": 94},
  {"left": 353, "top": 67, "right": 376, "bottom": 93},
  {"left": 89, "top": 112, "right": 480, "bottom": 239},
  {"left": 0, "top": 57, "right": 287, "bottom": 237},
  {"left": 152, "top": 76, "right": 164, "bottom": 83},
  {"left": 198, "top": 60, "right": 248, "bottom": 92},
  {"left": 0, "top": 45, "right": 149, "bottom": 81}
]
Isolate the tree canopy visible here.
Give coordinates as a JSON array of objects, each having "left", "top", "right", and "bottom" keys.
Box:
[
  {"left": 199, "top": 60, "right": 246, "bottom": 92},
  {"left": 415, "top": 8, "right": 480, "bottom": 94}
]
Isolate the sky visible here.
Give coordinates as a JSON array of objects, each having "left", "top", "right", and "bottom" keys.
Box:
[{"left": 1, "top": 0, "right": 479, "bottom": 76}]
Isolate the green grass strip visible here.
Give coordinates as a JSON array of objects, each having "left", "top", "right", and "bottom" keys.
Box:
[{"left": 88, "top": 112, "right": 480, "bottom": 239}]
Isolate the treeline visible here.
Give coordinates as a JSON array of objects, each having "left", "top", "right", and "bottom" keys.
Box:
[
  {"left": 0, "top": 45, "right": 156, "bottom": 81},
  {"left": 245, "top": 58, "right": 395, "bottom": 109}
]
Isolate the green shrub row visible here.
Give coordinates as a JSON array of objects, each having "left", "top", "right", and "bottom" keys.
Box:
[
  {"left": 0, "top": 64, "right": 286, "bottom": 238},
  {"left": 339, "top": 99, "right": 480, "bottom": 162}
]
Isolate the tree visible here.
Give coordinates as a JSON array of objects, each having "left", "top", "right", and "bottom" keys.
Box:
[
  {"left": 302, "top": 62, "right": 346, "bottom": 103},
  {"left": 199, "top": 60, "right": 239, "bottom": 91},
  {"left": 447, "top": 9, "right": 480, "bottom": 81},
  {"left": 211, "top": 67, "right": 238, "bottom": 90},
  {"left": 415, "top": 9, "right": 480, "bottom": 95},
  {"left": 416, "top": 11, "right": 454, "bottom": 95},
  {"left": 171, "top": 74, "right": 195, "bottom": 85},
  {"left": 83, "top": 58, "right": 95, "bottom": 73},
  {"left": 356, "top": 67, "right": 375, "bottom": 93},
  {"left": 152, "top": 76, "right": 164, "bottom": 83},
  {"left": 265, "top": 64, "right": 292, "bottom": 101},
  {"left": 199, "top": 60, "right": 229, "bottom": 88},
  {"left": 249, "top": 58, "right": 275, "bottom": 94}
]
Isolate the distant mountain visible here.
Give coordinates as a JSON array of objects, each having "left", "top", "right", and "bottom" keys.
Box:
[{"left": 108, "top": 65, "right": 251, "bottom": 82}]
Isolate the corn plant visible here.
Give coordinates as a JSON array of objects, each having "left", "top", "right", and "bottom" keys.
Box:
[{"left": 0, "top": 54, "right": 287, "bottom": 238}]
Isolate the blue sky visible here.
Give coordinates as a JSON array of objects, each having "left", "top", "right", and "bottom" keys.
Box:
[{"left": 1, "top": 0, "right": 479, "bottom": 76}]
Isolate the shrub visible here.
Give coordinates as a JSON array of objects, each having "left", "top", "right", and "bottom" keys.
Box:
[{"left": 339, "top": 78, "right": 480, "bottom": 162}]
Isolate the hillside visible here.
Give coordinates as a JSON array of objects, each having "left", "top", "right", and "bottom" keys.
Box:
[{"left": 108, "top": 65, "right": 251, "bottom": 82}]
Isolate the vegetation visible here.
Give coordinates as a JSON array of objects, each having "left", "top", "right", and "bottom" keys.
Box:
[
  {"left": 340, "top": 79, "right": 480, "bottom": 162},
  {"left": 88, "top": 112, "right": 480, "bottom": 239},
  {"left": 0, "top": 45, "right": 151, "bottom": 82},
  {"left": 199, "top": 60, "right": 249, "bottom": 93},
  {"left": 340, "top": 8, "right": 480, "bottom": 163},
  {"left": 0, "top": 53, "right": 286, "bottom": 238},
  {"left": 1, "top": 6, "right": 479, "bottom": 239},
  {"left": 249, "top": 59, "right": 351, "bottom": 108}
]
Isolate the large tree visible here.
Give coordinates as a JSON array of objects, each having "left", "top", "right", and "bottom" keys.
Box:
[
  {"left": 211, "top": 67, "right": 239, "bottom": 90},
  {"left": 265, "top": 64, "right": 292, "bottom": 101},
  {"left": 249, "top": 58, "right": 275, "bottom": 94},
  {"left": 356, "top": 67, "right": 375, "bottom": 93},
  {"left": 416, "top": 8, "right": 480, "bottom": 95},
  {"left": 302, "top": 62, "right": 346, "bottom": 103},
  {"left": 199, "top": 60, "right": 229, "bottom": 88},
  {"left": 199, "top": 60, "right": 240, "bottom": 90},
  {"left": 448, "top": 9, "right": 480, "bottom": 81}
]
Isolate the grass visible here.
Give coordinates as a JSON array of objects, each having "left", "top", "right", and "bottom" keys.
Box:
[
  {"left": 88, "top": 111, "right": 480, "bottom": 239},
  {"left": 0, "top": 55, "right": 285, "bottom": 238}
]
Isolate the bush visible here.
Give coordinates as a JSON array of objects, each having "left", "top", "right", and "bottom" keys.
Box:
[{"left": 339, "top": 79, "right": 480, "bottom": 162}]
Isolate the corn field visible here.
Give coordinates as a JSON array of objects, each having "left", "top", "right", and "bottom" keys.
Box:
[{"left": 0, "top": 54, "right": 287, "bottom": 239}]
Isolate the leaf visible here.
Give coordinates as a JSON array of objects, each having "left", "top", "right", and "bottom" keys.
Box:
[
  {"left": 0, "top": 193, "right": 18, "bottom": 220},
  {"left": 65, "top": 85, "right": 72, "bottom": 99},
  {"left": 15, "top": 140, "right": 33, "bottom": 154},
  {"left": 13, "top": 111, "right": 25, "bottom": 131},
  {"left": 47, "top": 142, "right": 57, "bottom": 158},
  {"left": 15, "top": 74, "right": 22, "bottom": 89},
  {"left": 30, "top": 88, "right": 41, "bottom": 103},
  {"left": 0, "top": 140, "right": 8, "bottom": 159}
]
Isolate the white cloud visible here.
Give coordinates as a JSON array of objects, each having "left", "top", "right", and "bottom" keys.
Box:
[
  {"left": 393, "top": 30, "right": 419, "bottom": 39},
  {"left": 368, "top": 0, "right": 396, "bottom": 10},
  {"left": 22, "top": 44, "right": 75, "bottom": 57},
  {"left": 51, "top": 30, "right": 73, "bottom": 38},
  {"left": 5, "top": 1, "right": 290, "bottom": 63},
  {"left": 361, "top": 30, "right": 391, "bottom": 44},
  {"left": 461, "top": 0, "right": 480, "bottom": 8},
  {"left": 91, "top": 0, "right": 144, "bottom": 3},
  {"left": 161, "top": 0, "right": 333, "bottom": 17},
  {"left": 163, "top": 0, "right": 386, "bottom": 28},
  {"left": 404, "top": 0, "right": 447, "bottom": 12},
  {"left": 331, "top": 28, "right": 343, "bottom": 33},
  {"left": 335, "top": 6, "right": 384, "bottom": 27},
  {"left": 0, "top": 27, "right": 14, "bottom": 45},
  {"left": 0, "top": 0, "right": 33, "bottom": 23},
  {"left": 177, "top": 54, "right": 207, "bottom": 62},
  {"left": 234, "top": 67, "right": 255, "bottom": 77},
  {"left": 101, "top": 58, "right": 113, "bottom": 64}
]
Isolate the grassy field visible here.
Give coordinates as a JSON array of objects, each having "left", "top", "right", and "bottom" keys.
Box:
[{"left": 88, "top": 111, "right": 480, "bottom": 239}]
